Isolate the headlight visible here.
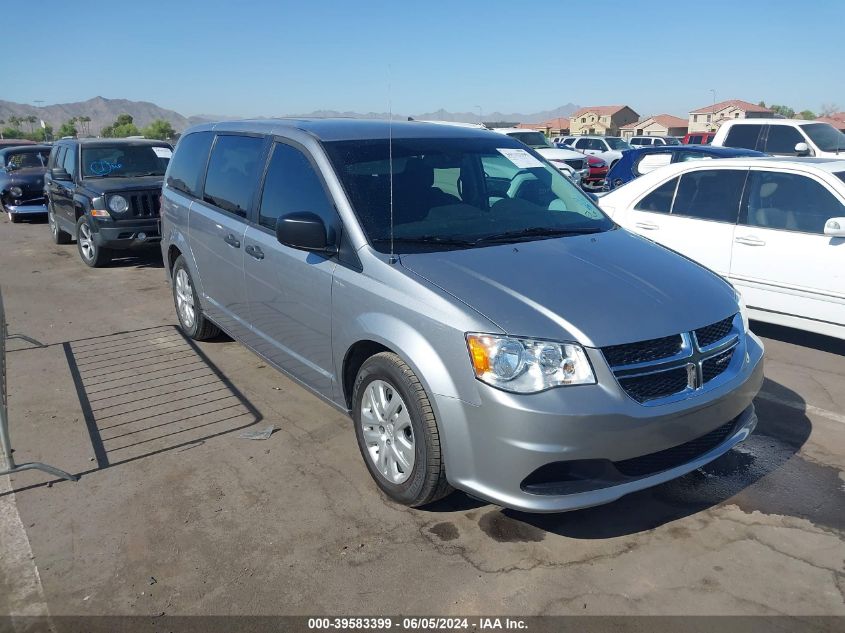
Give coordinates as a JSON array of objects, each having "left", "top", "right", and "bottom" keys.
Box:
[
  {"left": 108, "top": 195, "right": 128, "bottom": 213},
  {"left": 9, "top": 186, "right": 23, "bottom": 198},
  {"left": 734, "top": 287, "right": 750, "bottom": 333},
  {"left": 466, "top": 333, "right": 596, "bottom": 393}
]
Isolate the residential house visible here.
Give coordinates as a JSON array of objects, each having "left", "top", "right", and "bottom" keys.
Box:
[
  {"left": 688, "top": 99, "right": 772, "bottom": 133},
  {"left": 620, "top": 114, "right": 689, "bottom": 140},
  {"left": 515, "top": 117, "right": 570, "bottom": 137},
  {"left": 815, "top": 113, "right": 845, "bottom": 132},
  {"left": 569, "top": 106, "right": 639, "bottom": 136}
]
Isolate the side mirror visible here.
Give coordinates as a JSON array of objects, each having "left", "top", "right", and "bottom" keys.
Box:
[
  {"left": 824, "top": 217, "right": 845, "bottom": 238},
  {"left": 50, "top": 168, "right": 71, "bottom": 181},
  {"left": 275, "top": 212, "right": 337, "bottom": 253},
  {"left": 794, "top": 142, "right": 811, "bottom": 156}
]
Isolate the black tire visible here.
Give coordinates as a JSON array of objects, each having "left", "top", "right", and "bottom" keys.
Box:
[
  {"left": 48, "top": 204, "right": 72, "bottom": 244},
  {"left": 352, "top": 352, "right": 452, "bottom": 507},
  {"left": 76, "top": 216, "right": 111, "bottom": 267},
  {"left": 171, "top": 255, "right": 220, "bottom": 340}
]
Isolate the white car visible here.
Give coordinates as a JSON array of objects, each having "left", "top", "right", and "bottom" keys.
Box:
[
  {"left": 712, "top": 119, "right": 845, "bottom": 158},
  {"left": 492, "top": 128, "right": 589, "bottom": 184},
  {"left": 598, "top": 157, "right": 845, "bottom": 339},
  {"left": 567, "top": 136, "right": 632, "bottom": 168}
]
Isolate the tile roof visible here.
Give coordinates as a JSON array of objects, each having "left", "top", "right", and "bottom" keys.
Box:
[
  {"left": 621, "top": 114, "right": 688, "bottom": 130},
  {"left": 815, "top": 117, "right": 845, "bottom": 130},
  {"left": 570, "top": 105, "right": 629, "bottom": 118},
  {"left": 690, "top": 99, "right": 772, "bottom": 114}
]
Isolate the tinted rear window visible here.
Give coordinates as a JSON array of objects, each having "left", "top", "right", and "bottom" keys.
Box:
[
  {"left": 672, "top": 169, "right": 746, "bottom": 222},
  {"left": 634, "top": 177, "right": 678, "bottom": 214},
  {"left": 724, "top": 125, "right": 763, "bottom": 150},
  {"left": 202, "top": 135, "right": 265, "bottom": 217},
  {"left": 167, "top": 131, "right": 214, "bottom": 198}
]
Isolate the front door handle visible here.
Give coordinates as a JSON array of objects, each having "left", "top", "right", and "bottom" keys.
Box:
[
  {"left": 635, "top": 221, "right": 659, "bottom": 230},
  {"left": 735, "top": 236, "right": 766, "bottom": 246},
  {"left": 245, "top": 244, "right": 264, "bottom": 260},
  {"left": 223, "top": 233, "right": 241, "bottom": 248}
]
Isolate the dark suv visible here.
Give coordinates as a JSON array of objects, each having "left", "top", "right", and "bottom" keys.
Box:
[{"left": 44, "top": 138, "right": 172, "bottom": 266}]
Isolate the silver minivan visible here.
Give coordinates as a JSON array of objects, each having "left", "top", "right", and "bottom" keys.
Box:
[{"left": 160, "top": 119, "right": 764, "bottom": 513}]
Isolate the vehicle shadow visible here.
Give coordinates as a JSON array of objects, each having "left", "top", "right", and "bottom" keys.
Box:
[
  {"left": 1, "top": 324, "right": 261, "bottom": 496},
  {"left": 749, "top": 320, "right": 845, "bottom": 356},
  {"left": 104, "top": 246, "right": 164, "bottom": 269},
  {"left": 437, "top": 377, "right": 831, "bottom": 538}
]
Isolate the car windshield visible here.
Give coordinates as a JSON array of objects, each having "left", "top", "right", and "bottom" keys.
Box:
[
  {"left": 81, "top": 145, "right": 171, "bottom": 178},
  {"left": 507, "top": 132, "right": 551, "bottom": 148},
  {"left": 665, "top": 137, "right": 681, "bottom": 145},
  {"left": 605, "top": 138, "right": 632, "bottom": 150},
  {"left": 5, "top": 150, "right": 49, "bottom": 169},
  {"left": 802, "top": 123, "right": 845, "bottom": 153},
  {"left": 324, "top": 137, "right": 613, "bottom": 253}
]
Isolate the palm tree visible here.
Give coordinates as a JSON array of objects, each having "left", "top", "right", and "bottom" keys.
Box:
[
  {"left": 0, "top": 120, "right": 5, "bottom": 139},
  {"left": 78, "top": 115, "right": 91, "bottom": 136},
  {"left": 26, "top": 115, "right": 37, "bottom": 134}
]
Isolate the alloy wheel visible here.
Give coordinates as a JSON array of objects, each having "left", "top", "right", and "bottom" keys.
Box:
[
  {"left": 78, "top": 222, "right": 95, "bottom": 261},
  {"left": 175, "top": 268, "right": 196, "bottom": 329},
  {"left": 359, "top": 379, "right": 415, "bottom": 484}
]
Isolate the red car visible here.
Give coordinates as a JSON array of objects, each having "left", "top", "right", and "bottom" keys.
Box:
[
  {"left": 582, "top": 154, "right": 608, "bottom": 189},
  {"left": 682, "top": 131, "right": 716, "bottom": 145}
]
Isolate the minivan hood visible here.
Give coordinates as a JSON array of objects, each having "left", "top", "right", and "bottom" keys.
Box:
[{"left": 400, "top": 228, "right": 738, "bottom": 348}]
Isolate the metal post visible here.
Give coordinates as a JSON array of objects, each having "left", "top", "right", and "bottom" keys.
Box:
[{"left": 0, "top": 287, "right": 77, "bottom": 482}]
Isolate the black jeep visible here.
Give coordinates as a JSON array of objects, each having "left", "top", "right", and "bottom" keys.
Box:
[{"left": 44, "top": 138, "right": 172, "bottom": 267}]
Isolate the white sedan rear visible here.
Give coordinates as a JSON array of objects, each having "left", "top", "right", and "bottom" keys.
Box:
[{"left": 598, "top": 157, "right": 845, "bottom": 339}]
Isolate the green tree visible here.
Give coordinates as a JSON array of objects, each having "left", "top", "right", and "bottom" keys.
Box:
[
  {"left": 142, "top": 119, "right": 176, "bottom": 140},
  {"left": 770, "top": 104, "right": 795, "bottom": 119},
  {"left": 758, "top": 101, "right": 767, "bottom": 108},
  {"left": 102, "top": 113, "right": 140, "bottom": 138},
  {"left": 57, "top": 120, "right": 78, "bottom": 138},
  {"left": 2, "top": 126, "right": 24, "bottom": 139},
  {"left": 798, "top": 110, "right": 817, "bottom": 120},
  {"left": 78, "top": 116, "right": 91, "bottom": 136},
  {"left": 32, "top": 125, "right": 53, "bottom": 142},
  {"left": 25, "top": 115, "right": 37, "bottom": 133}
]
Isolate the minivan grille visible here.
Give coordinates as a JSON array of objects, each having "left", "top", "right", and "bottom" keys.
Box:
[
  {"left": 602, "top": 334, "right": 683, "bottom": 367},
  {"left": 694, "top": 316, "right": 734, "bottom": 348},
  {"left": 602, "top": 315, "right": 739, "bottom": 405},
  {"left": 614, "top": 418, "right": 737, "bottom": 477},
  {"left": 125, "top": 191, "right": 161, "bottom": 218},
  {"left": 564, "top": 158, "right": 586, "bottom": 171}
]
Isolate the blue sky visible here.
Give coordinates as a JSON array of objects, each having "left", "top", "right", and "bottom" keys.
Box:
[{"left": 4, "top": 0, "right": 843, "bottom": 118}]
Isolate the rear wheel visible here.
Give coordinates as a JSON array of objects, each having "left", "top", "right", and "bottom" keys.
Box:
[
  {"left": 48, "top": 204, "right": 72, "bottom": 244},
  {"left": 76, "top": 216, "right": 111, "bottom": 267},
  {"left": 172, "top": 255, "right": 220, "bottom": 340},
  {"left": 352, "top": 352, "right": 452, "bottom": 507}
]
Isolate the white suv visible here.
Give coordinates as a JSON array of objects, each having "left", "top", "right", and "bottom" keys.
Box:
[
  {"left": 712, "top": 119, "right": 845, "bottom": 157},
  {"left": 629, "top": 136, "right": 681, "bottom": 147},
  {"left": 492, "top": 128, "right": 589, "bottom": 184},
  {"left": 568, "top": 136, "right": 632, "bottom": 168}
]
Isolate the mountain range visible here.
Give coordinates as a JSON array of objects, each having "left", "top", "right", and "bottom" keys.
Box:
[{"left": 0, "top": 97, "right": 581, "bottom": 134}]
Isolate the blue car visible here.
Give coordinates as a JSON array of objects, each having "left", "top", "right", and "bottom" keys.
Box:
[{"left": 604, "top": 145, "right": 765, "bottom": 191}]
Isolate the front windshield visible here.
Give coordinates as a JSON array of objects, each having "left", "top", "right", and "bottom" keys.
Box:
[
  {"left": 507, "top": 132, "right": 551, "bottom": 148},
  {"left": 324, "top": 137, "right": 613, "bottom": 253},
  {"left": 81, "top": 145, "right": 172, "bottom": 178},
  {"left": 5, "top": 150, "right": 49, "bottom": 169},
  {"left": 605, "top": 137, "right": 632, "bottom": 150},
  {"left": 802, "top": 123, "right": 845, "bottom": 152}
]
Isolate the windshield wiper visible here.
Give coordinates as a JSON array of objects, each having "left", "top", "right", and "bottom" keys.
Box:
[
  {"left": 474, "top": 226, "right": 603, "bottom": 243},
  {"left": 374, "top": 236, "right": 476, "bottom": 247}
]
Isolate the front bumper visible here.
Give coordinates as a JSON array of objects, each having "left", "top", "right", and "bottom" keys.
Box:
[
  {"left": 435, "top": 332, "right": 764, "bottom": 512},
  {"left": 6, "top": 203, "right": 48, "bottom": 216},
  {"left": 91, "top": 217, "right": 161, "bottom": 250}
]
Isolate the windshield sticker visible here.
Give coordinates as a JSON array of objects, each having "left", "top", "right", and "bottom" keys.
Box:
[
  {"left": 152, "top": 147, "right": 172, "bottom": 159},
  {"left": 496, "top": 148, "right": 544, "bottom": 169},
  {"left": 89, "top": 160, "right": 123, "bottom": 176}
]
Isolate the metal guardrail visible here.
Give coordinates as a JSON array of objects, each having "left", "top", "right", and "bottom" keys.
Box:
[{"left": 0, "top": 286, "right": 77, "bottom": 482}]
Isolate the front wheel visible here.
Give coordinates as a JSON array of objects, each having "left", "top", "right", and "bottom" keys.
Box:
[
  {"left": 76, "top": 216, "right": 111, "bottom": 267},
  {"left": 48, "top": 205, "right": 72, "bottom": 244},
  {"left": 352, "top": 352, "right": 452, "bottom": 507}
]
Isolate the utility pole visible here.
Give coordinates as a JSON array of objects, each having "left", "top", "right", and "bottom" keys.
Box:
[{"left": 709, "top": 89, "right": 716, "bottom": 131}]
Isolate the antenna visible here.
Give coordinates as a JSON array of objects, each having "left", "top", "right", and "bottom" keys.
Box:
[{"left": 388, "top": 64, "right": 397, "bottom": 264}]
